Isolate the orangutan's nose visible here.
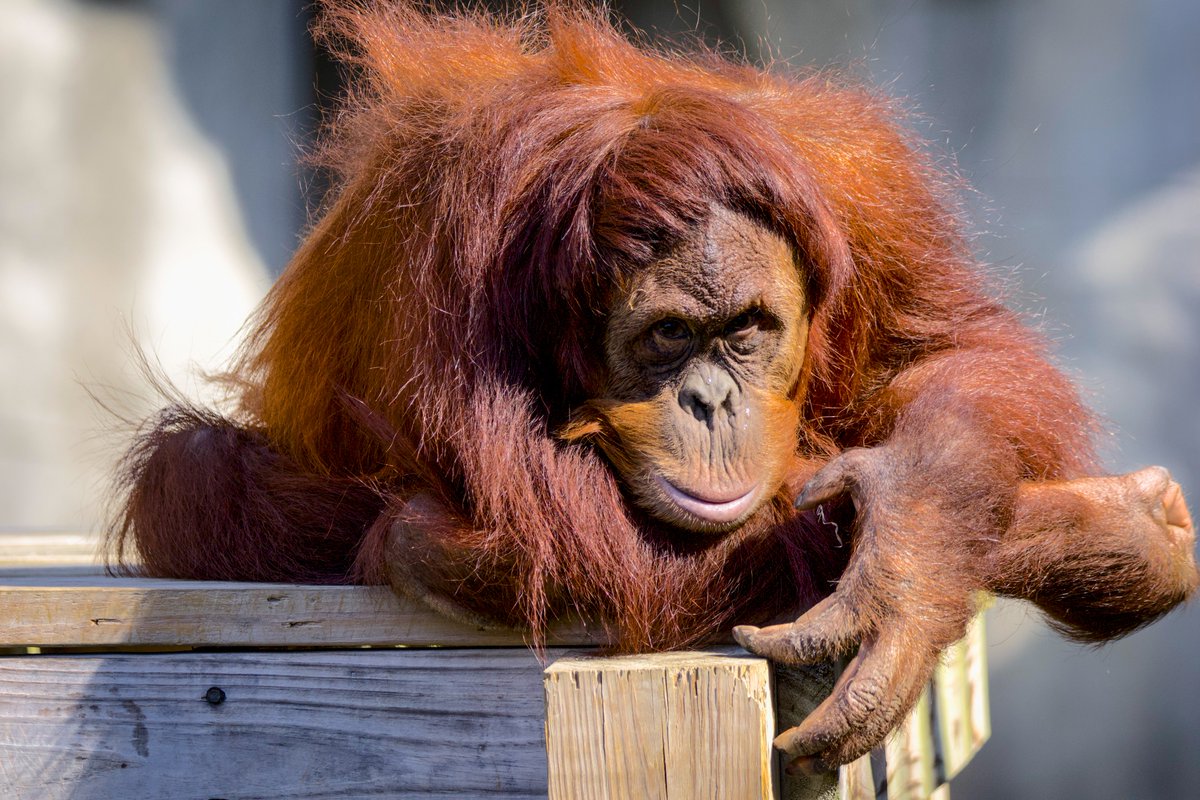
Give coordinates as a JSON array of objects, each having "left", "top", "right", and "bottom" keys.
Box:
[{"left": 678, "top": 366, "right": 738, "bottom": 428}]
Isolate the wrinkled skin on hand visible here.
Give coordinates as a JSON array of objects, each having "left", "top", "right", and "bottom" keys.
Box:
[{"left": 736, "top": 450, "right": 1197, "bottom": 773}]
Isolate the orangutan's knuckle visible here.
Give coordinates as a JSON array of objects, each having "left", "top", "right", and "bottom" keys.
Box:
[
  {"left": 841, "top": 448, "right": 873, "bottom": 474},
  {"left": 873, "top": 702, "right": 902, "bottom": 734},
  {"left": 844, "top": 678, "right": 884, "bottom": 719}
]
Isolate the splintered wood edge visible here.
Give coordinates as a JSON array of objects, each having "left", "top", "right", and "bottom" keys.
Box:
[
  {"left": 544, "top": 650, "right": 764, "bottom": 673},
  {"left": 0, "top": 577, "right": 604, "bottom": 649}
]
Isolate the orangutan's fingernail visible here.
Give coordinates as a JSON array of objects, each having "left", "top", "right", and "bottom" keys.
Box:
[{"left": 732, "top": 625, "right": 756, "bottom": 647}]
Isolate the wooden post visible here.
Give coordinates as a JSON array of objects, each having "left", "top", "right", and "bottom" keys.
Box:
[
  {"left": 934, "top": 613, "right": 990, "bottom": 782},
  {"left": 544, "top": 650, "right": 776, "bottom": 800}
]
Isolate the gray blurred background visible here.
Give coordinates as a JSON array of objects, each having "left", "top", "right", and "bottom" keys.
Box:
[{"left": 2, "top": 1, "right": 1196, "bottom": 797}]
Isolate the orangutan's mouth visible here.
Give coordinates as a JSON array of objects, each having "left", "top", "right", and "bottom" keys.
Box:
[{"left": 654, "top": 475, "right": 760, "bottom": 524}]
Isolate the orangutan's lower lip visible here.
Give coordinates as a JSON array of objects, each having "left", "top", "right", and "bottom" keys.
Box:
[{"left": 654, "top": 476, "right": 759, "bottom": 523}]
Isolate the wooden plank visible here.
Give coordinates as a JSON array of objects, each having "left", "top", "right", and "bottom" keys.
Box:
[
  {"left": 885, "top": 688, "right": 935, "bottom": 800},
  {"left": 545, "top": 653, "right": 668, "bottom": 799},
  {"left": 963, "top": 614, "right": 990, "bottom": 752},
  {"left": 544, "top": 649, "right": 776, "bottom": 800},
  {"left": 931, "top": 614, "right": 988, "bottom": 782},
  {"left": 0, "top": 577, "right": 600, "bottom": 649},
  {"left": 0, "top": 648, "right": 557, "bottom": 799},
  {"left": 837, "top": 753, "right": 875, "bottom": 800}
]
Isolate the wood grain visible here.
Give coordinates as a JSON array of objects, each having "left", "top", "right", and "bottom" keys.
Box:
[
  {"left": 0, "top": 531, "right": 990, "bottom": 799},
  {"left": 544, "top": 649, "right": 776, "bottom": 800},
  {"left": 934, "top": 615, "right": 985, "bottom": 782},
  {"left": 963, "top": 614, "right": 990, "bottom": 753},
  {"left": 0, "top": 577, "right": 600, "bottom": 649},
  {"left": 885, "top": 688, "right": 935, "bottom": 799},
  {"left": 837, "top": 752, "right": 875, "bottom": 800},
  {"left": 0, "top": 648, "right": 557, "bottom": 799}
]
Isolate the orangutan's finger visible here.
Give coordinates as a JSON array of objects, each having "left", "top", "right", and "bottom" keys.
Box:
[
  {"left": 795, "top": 448, "right": 877, "bottom": 511},
  {"left": 774, "top": 623, "right": 936, "bottom": 769},
  {"left": 733, "top": 594, "right": 862, "bottom": 665}
]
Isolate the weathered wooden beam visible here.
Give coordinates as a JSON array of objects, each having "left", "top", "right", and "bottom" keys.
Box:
[
  {"left": 0, "top": 577, "right": 600, "bottom": 649},
  {"left": 1, "top": 649, "right": 795, "bottom": 799},
  {"left": 0, "top": 625, "right": 987, "bottom": 800},
  {"left": 0, "top": 648, "right": 555, "bottom": 799},
  {"left": 0, "top": 528, "right": 601, "bottom": 649},
  {"left": 544, "top": 650, "right": 777, "bottom": 800}
]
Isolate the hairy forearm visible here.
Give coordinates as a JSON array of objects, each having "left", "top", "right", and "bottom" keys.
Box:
[
  {"left": 870, "top": 344, "right": 1098, "bottom": 481},
  {"left": 990, "top": 470, "right": 1198, "bottom": 639}
]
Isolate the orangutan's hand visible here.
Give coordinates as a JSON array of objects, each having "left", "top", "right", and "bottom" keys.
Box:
[
  {"left": 735, "top": 444, "right": 980, "bottom": 772},
  {"left": 736, "top": 452, "right": 1198, "bottom": 774}
]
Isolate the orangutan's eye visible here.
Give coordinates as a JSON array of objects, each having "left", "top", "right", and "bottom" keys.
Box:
[
  {"left": 652, "top": 318, "right": 690, "bottom": 341},
  {"left": 643, "top": 317, "right": 693, "bottom": 362},
  {"left": 724, "top": 308, "right": 769, "bottom": 350}
]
